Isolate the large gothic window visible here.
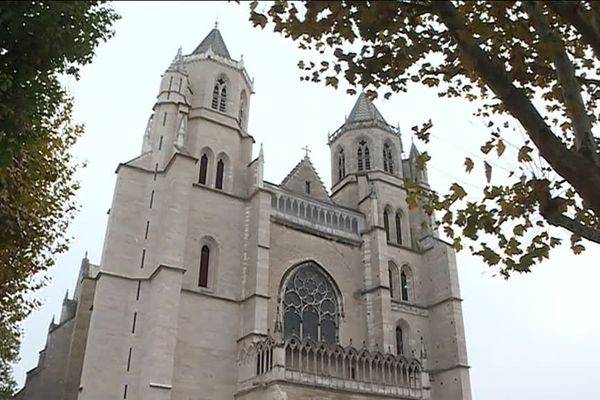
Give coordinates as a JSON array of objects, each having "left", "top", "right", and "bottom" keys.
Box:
[
  {"left": 383, "top": 143, "right": 394, "bottom": 174},
  {"left": 282, "top": 262, "right": 339, "bottom": 344},
  {"left": 357, "top": 140, "right": 370, "bottom": 171},
  {"left": 211, "top": 77, "right": 227, "bottom": 112}
]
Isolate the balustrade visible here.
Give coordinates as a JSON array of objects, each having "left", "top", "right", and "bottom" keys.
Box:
[
  {"left": 238, "top": 334, "right": 426, "bottom": 398},
  {"left": 268, "top": 186, "right": 364, "bottom": 242}
]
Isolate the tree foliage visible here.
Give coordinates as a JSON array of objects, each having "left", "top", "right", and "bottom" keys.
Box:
[
  {"left": 0, "top": 1, "right": 118, "bottom": 393},
  {"left": 250, "top": 1, "right": 600, "bottom": 276},
  {"left": 0, "top": 1, "right": 117, "bottom": 167}
]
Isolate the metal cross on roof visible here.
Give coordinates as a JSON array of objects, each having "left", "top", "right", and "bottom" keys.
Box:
[{"left": 302, "top": 145, "right": 311, "bottom": 158}]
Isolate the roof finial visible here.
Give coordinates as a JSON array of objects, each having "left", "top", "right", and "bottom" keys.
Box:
[
  {"left": 84, "top": 251, "right": 88, "bottom": 259},
  {"left": 214, "top": 18, "right": 219, "bottom": 29},
  {"left": 302, "top": 145, "right": 311, "bottom": 159}
]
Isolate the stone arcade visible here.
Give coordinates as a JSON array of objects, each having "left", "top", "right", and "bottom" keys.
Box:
[{"left": 16, "top": 26, "right": 471, "bottom": 400}]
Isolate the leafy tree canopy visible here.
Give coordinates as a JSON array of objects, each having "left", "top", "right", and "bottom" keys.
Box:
[
  {"left": 0, "top": 1, "right": 117, "bottom": 167},
  {"left": 0, "top": 1, "right": 118, "bottom": 394},
  {"left": 250, "top": 0, "right": 600, "bottom": 276}
]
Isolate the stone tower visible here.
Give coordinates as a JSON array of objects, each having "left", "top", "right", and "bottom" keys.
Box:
[{"left": 16, "top": 26, "right": 471, "bottom": 400}]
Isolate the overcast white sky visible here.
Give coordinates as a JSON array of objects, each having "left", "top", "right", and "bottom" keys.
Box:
[{"left": 14, "top": 2, "right": 600, "bottom": 399}]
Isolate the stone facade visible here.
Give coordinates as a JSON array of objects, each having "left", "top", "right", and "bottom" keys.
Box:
[{"left": 16, "top": 26, "right": 471, "bottom": 400}]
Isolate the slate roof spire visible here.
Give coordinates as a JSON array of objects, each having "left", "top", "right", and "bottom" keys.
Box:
[
  {"left": 328, "top": 93, "right": 398, "bottom": 143},
  {"left": 192, "top": 26, "right": 231, "bottom": 59},
  {"left": 346, "top": 93, "right": 388, "bottom": 126}
]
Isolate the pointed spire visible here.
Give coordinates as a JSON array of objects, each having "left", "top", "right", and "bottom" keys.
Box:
[
  {"left": 346, "top": 93, "right": 388, "bottom": 125},
  {"left": 63, "top": 289, "right": 69, "bottom": 301},
  {"left": 258, "top": 142, "right": 264, "bottom": 160},
  {"left": 409, "top": 141, "right": 420, "bottom": 159},
  {"left": 329, "top": 92, "right": 396, "bottom": 143},
  {"left": 192, "top": 26, "right": 231, "bottom": 59}
]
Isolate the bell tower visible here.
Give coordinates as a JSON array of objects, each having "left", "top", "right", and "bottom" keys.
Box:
[{"left": 78, "top": 26, "right": 260, "bottom": 400}]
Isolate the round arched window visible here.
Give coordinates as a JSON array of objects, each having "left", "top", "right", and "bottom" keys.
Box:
[{"left": 282, "top": 262, "right": 339, "bottom": 344}]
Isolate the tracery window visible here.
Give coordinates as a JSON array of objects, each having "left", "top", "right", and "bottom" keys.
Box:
[
  {"left": 357, "top": 140, "right": 370, "bottom": 171},
  {"left": 282, "top": 262, "right": 339, "bottom": 344},
  {"left": 211, "top": 77, "right": 227, "bottom": 112},
  {"left": 383, "top": 143, "right": 394, "bottom": 174}
]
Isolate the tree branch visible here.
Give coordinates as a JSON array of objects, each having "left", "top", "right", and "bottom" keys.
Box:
[
  {"left": 533, "top": 179, "right": 600, "bottom": 244},
  {"left": 431, "top": 1, "right": 600, "bottom": 221},
  {"left": 525, "top": 1, "right": 598, "bottom": 164},
  {"left": 542, "top": 211, "right": 600, "bottom": 244},
  {"left": 546, "top": 1, "right": 600, "bottom": 59}
]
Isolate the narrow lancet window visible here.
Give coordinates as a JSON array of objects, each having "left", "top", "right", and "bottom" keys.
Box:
[
  {"left": 395, "top": 212, "right": 402, "bottom": 245},
  {"left": 211, "top": 84, "right": 220, "bottom": 109},
  {"left": 199, "top": 154, "right": 208, "bottom": 184},
  {"left": 215, "top": 159, "right": 224, "bottom": 189},
  {"left": 383, "top": 209, "right": 390, "bottom": 242},
  {"left": 199, "top": 245, "right": 210, "bottom": 288},
  {"left": 396, "top": 326, "right": 404, "bottom": 355},
  {"left": 219, "top": 86, "right": 227, "bottom": 112},
  {"left": 338, "top": 148, "right": 345, "bottom": 181},
  {"left": 401, "top": 271, "right": 409, "bottom": 301}
]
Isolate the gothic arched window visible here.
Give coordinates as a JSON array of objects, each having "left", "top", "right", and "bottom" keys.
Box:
[
  {"left": 383, "top": 143, "right": 394, "bottom": 174},
  {"left": 215, "top": 159, "right": 224, "bottom": 189},
  {"left": 357, "top": 140, "right": 370, "bottom": 171},
  {"left": 337, "top": 147, "right": 346, "bottom": 181},
  {"left": 219, "top": 86, "right": 227, "bottom": 112},
  {"left": 389, "top": 261, "right": 400, "bottom": 301},
  {"left": 282, "top": 262, "right": 339, "bottom": 344},
  {"left": 396, "top": 326, "right": 404, "bottom": 355},
  {"left": 211, "top": 77, "right": 227, "bottom": 112},
  {"left": 199, "top": 154, "right": 208, "bottom": 184},
  {"left": 239, "top": 91, "right": 247, "bottom": 124},
  {"left": 395, "top": 211, "right": 403, "bottom": 245},
  {"left": 199, "top": 245, "right": 210, "bottom": 288},
  {"left": 383, "top": 209, "right": 391, "bottom": 242},
  {"left": 401, "top": 271, "right": 409, "bottom": 301}
]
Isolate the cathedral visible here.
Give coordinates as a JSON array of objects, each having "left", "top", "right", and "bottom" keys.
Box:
[{"left": 16, "top": 26, "right": 471, "bottom": 400}]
